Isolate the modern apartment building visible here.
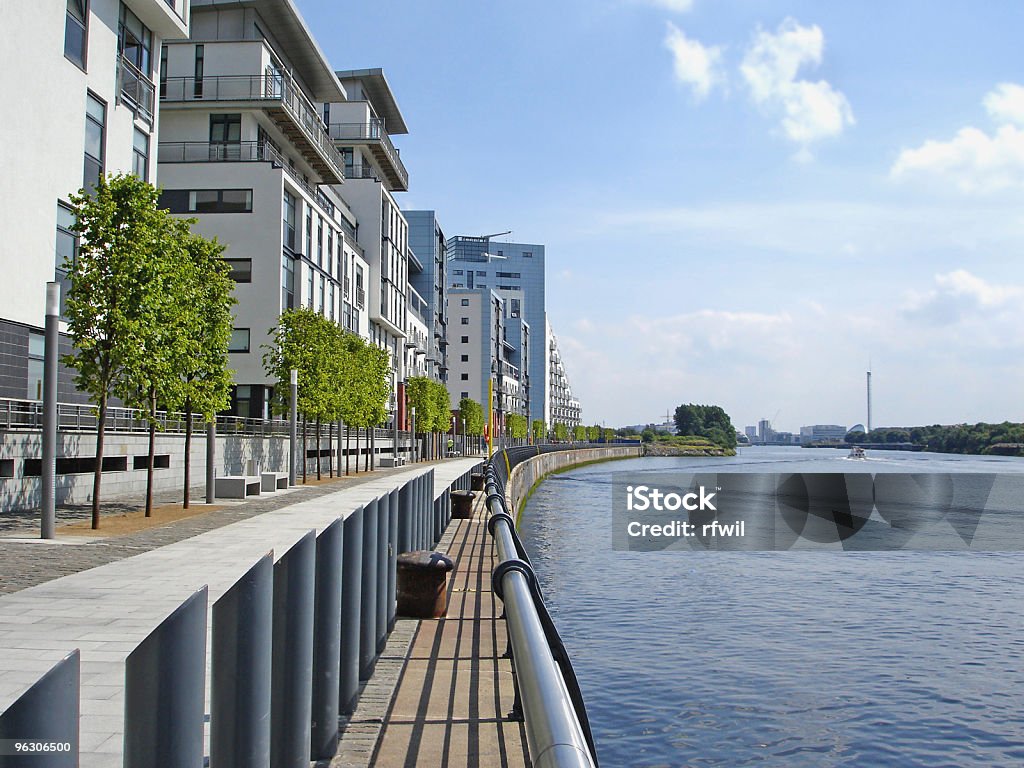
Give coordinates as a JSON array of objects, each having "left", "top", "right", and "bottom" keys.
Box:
[
  {"left": 448, "top": 236, "right": 580, "bottom": 430},
  {"left": 545, "top": 322, "right": 582, "bottom": 428},
  {"left": 327, "top": 69, "right": 412, "bottom": 406},
  {"left": 448, "top": 288, "right": 527, "bottom": 431},
  {"left": 0, "top": 0, "right": 190, "bottom": 402},
  {"left": 157, "top": 0, "right": 369, "bottom": 418},
  {"left": 405, "top": 211, "right": 449, "bottom": 383}
]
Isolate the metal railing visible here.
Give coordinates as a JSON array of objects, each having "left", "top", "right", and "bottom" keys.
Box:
[
  {"left": 118, "top": 57, "right": 155, "bottom": 126},
  {"left": 162, "top": 74, "right": 346, "bottom": 182},
  {"left": 328, "top": 120, "right": 408, "bottom": 189},
  {"left": 484, "top": 446, "right": 602, "bottom": 768}
]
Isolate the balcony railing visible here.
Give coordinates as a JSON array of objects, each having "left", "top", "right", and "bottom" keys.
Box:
[
  {"left": 328, "top": 120, "right": 408, "bottom": 190},
  {"left": 158, "top": 140, "right": 328, "bottom": 203},
  {"left": 118, "top": 57, "right": 155, "bottom": 126},
  {"left": 162, "top": 74, "right": 346, "bottom": 183}
]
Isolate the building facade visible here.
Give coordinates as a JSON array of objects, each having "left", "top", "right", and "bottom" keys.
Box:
[
  {"left": 0, "top": 0, "right": 190, "bottom": 401},
  {"left": 545, "top": 323, "right": 582, "bottom": 428},
  {"left": 405, "top": 210, "right": 448, "bottom": 383}
]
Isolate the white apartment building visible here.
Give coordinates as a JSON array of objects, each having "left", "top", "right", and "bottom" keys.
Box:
[
  {"left": 0, "top": 0, "right": 190, "bottom": 402},
  {"left": 546, "top": 322, "right": 582, "bottom": 428},
  {"left": 157, "top": 0, "right": 375, "bottom": 417}
]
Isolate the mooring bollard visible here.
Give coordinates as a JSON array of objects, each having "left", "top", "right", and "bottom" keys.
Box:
[
  {"left": 124, "top": 588, "right": 208, "bottom": 768},
  {"left": 359, "top": 498, "right": 379, "bottom": 680},
  {"left": 0, "top": 650, "right": 79, "bottom": 768},
  {"left": 339, "top": 507, "right": 363, "bottom": 714},
  {"left": 396, "top": 551, "right": 455, "bottom": 618},
  {"left": 312, "top": 518, "right": 344, "bottom": 760},
  {"left": 471, "top": 472, "right": 485, "bottom": 491},
  {"left": 211, "top": 555, "right": 272, "bottom": 768},
  {"left": 271, "top": 531, "right": 316, "bottom": 768},
  {"left": 451, "top": 489, "right": 477, "bottom": 519}
]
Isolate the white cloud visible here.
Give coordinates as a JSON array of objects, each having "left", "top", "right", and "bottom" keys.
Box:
[
  {"left": 903, "top": 269, "right": 1023, "bottom": 325},
  {"left": 664, "top": 22, "right": 723, "bottom": 100},
  {"left": 983, "top": 83, "right": 1024, "bottom": 126},
  {"left": 643, "top": 0, "right": 694, "bottom": 11},
  {"left": 891, "top": 84, "right": 1024, "bottom": 193},
  {"left": 740, "top": 18, "right": 853, "bottom": 145}
]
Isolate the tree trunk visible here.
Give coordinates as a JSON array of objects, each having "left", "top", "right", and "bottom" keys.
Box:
[
  {"left": 302, "top": 415, "right": 307, "bottom": 484},
  {"left": 183, "top": 397, "right": 192, "bottom": 509},
  {"left": 345, "top": 424, "right": 350, "bottom": 475},
  {"left": 316, "top": 418, "right": 322, "bottom": 480},
  {"left": 91, "top": 392, "right": 108, "bottom": 530},
  {"left": 364, "top": 428, "right": 369, "bottom": 473},
  {"left": 145, "top": 387, "right": 156, "bottom": 517},
  {"left": 328, "top": 422, "right": 333, "bottom": 478}
]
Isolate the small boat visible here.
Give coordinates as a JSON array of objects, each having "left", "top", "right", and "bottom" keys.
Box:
[{"left": 847, "top": 446, "right": 866, "bottom": 459}]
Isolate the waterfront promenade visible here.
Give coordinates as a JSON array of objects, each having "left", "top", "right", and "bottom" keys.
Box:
[{"left": 0, "top": 457, "right": 485, "bottom": 767}]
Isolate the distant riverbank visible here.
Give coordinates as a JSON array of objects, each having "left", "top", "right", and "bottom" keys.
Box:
[{"left": 643, "top": 442, "right": 735, "bottom": 457}]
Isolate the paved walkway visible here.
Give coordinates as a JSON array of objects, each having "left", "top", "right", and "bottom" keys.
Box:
[
  {"left": 363, "top": 491, "right": 529, "bottom": 767},
  {"left": 0, "top": 457, "right": 481, "bottom": 595}
]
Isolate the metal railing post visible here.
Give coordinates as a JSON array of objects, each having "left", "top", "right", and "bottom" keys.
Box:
[
  {"left": 359, "top": 498, "right": 379, "bottom": 680},
  {"left": 339, "top": 507, "right": 363, "bottom": 714},
  {"left": 271, "top": 532, "right": 316, "bottom": 768},
  {"left": 387, "top": 487, "right": 400, "bottom": 630},
  {"left": 398, "top": 480, "right": 412, "bottom": 554},
  {"left": 311, "top": 518, "right": 344, "bottom": 760},
  {"left": 211, "top": 555, "right": 272, "bottom": 768},
  {"left": 124, "top": 588, "right": 208, "bottom": 768},
  {"left": 0, "top": 650, "right": 79, "bottom": 767}
]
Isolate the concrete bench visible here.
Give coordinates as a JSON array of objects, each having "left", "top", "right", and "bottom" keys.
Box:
[
  {"left": 261, "top": 471, "right": 289, "bottom": 492},
  {"left": 378, "top": 457, "right": 406, "bottom": 468},
  {"left": 215, "top": 475, "right": 261, "bottom": 499}
]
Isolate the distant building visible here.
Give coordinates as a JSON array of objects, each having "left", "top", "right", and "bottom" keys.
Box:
[
  {"left": 757, "top": 419, "right": 773, "bottom": 442},
  {"left": 848, "top": 423, "right": 866, "bottom": 435},
  {"left": 745, "top": 426, "right": 757, "bottom": 441},
  {"left": 799, "top": 424, "right": 848, "bottom": 442}
]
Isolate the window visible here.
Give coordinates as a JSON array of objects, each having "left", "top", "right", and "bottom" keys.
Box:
[
  {"left": 329, "top": 281, "right": 336, "bottom": 321},
  {"left": 307, "top": 268, "right": 314, "bottom": 309},
  {"left": 461, "top": 317, "right": 469, "bottom": 325},
  {"left": 193, "top": 44, "right": 204, "bottom": 98},
  {"left": 159, "top": 45, "right": 167, "bottom": 98},
  {"left": 453, "top": 269, "right": 464, "bottom": 276},
  {"left": 461, "top": 298, "right": 470, "bottom": 306},
  {"left": 327, "top": 230, "right": 334, "bottom": 274},
  {"left": 305, "top": 208, "right": 312, "bottom": 258},
  {"left": 318, "top": 275, "right": 325, "bottom": 314},
  {"left": 281, "top": 253, "right": 295, "bottom": 310},
  {"left": 523, "top": 251, "right": 533, "bottom": 258},
  {"left": 186, "top": 189, "right": 252, "bottom": 213},
  {"left": 461, "top": 391, "right": 469, "bottom": 400},
  {"left": 496, "top": 272, "right": 521, "bottom": 278},
  {"left": 496, "top": 250, "right": 503, "bottom": 257},
  {"left": 83, "top": 92, "right": 105, "bottom": 192},
  {"left": 119, "top": 4, "right": 153, "bottom": 75},
  {"left": 228, "top": 328, "right": 250, "bottom": 353},
  {"left": 283, "top": 190, "right": 296, "bottom": 250},
  {"left": 224, "top": 258, "right": 252, "bottom": 282},
  {"left": 461, "top": 335, "right": 469, "bottom": 343},
  {"left": 27, "top": 333, "right": 45, "bottom": 401},
  {"left": 55, "top": 203, "right": 77, "bottom": 316},
  {"left": 65, "top": 0, "right": 88, "bottom": 69},
  {"left": 132, "top": 127, "right": 149, "bottom": 181},
  {"left": 209, "top": 114, "right": 241, "bottom": 158},
  {"left": 511, "top": 298, "right": 521, "bottom": 318},
  {"left": 317, "top": 216, "right": 323, "bottom": 266},
  {"left": 461, "top": 354, "right": 469, "bottom": 362},
  {"left": 476, "top": 271, "right": 487, "bottom": 276},
  {"left": 499, "top": 285, "right": 520, "bottom": 291},
  {"left": 234, "top": 385, "right": 252, "bottom": 418},
  {"left": 460, "top": 373, "right": 469, "bottom": 381}
]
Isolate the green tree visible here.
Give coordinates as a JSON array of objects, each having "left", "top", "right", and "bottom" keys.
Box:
[
  {"left": 532, "top": 418, "right": 546, "bottom": 442},
  {"left": 554, "top": 422, "right": 569, "bottom": 441},
  {"left": 63, "top": 173, "right": 179, "bottom": 529},
  {"left": 674, "top": 403, "right": 737, "bottom": 449},
  {"left": 573, "top": 424, "right": 587, "bottom": 442},
  {"left": 459, "top": 397, "right": 484, "bottom": 435},
  {"left": 507, "top": 413, "right": 528, "bottom": 440}
]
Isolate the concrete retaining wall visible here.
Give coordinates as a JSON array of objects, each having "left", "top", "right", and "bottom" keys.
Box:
[{"left": 505, "top": 446, "right": 641, "bottom": 518}]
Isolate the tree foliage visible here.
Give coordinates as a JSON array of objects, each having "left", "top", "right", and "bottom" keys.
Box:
[
  {"left": 573, "top": 424, "right": 587, "bottom": 441},
  {"left": 459, "top": 397, "right": 484, "bottom": 436},
  {"left": 532, "top": 419, "right": 546, "bottom": 442},
  {"left": 673, "top": 403, "right": 737, "bottom": 449},
  {"left": 406, "top": 376, "right": 452, "bottom": 433},
  {"left": 554, "top": 422, "right": 569, "bottom": 441},
  {"left": 507, "top": 413, "right": 528, "bottom": 439},
  {"left": 847, "top": 422, "right": 1024, "bottom": 455}
]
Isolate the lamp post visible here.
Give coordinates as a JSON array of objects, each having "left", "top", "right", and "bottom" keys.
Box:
[
  {"left": 288, "top": 368, "right": 298, "bottom": 486},
  {"left": 40, "top": 282, "right": 59, "bottom": 539},
  {"left": 410, "top": 406, "right": 417, "bottom": 462}
]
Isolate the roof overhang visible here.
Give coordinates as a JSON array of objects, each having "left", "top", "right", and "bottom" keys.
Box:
[{"left": 335, "top": 68, "right": 409, "bottom": 134}]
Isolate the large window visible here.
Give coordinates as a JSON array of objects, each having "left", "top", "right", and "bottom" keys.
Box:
[
  {"left": 55, "top": 203, "right": 77, "bottom": 317},
  {"left": 307, "top": 267, "right": 314, "bottom": 309},
  {"left": 186, "top": 189, "right": 252, "bottom": 213},
  {"left": 65, "top": 0, "right": 88, "bottom": 69},
  {"left": 193, "top": 44, "right": 204, "bottom": 98},
  {"left": 228, "top": 328, "right": 250, "bottom": 353},
  {"left": 283, "top": 191, "right": 296, "bottom": 251},
  {"left": 305, "top": 208, "right": 312, "bottom": 258},
  {"left": 209, "top": 114, "right": 241, "bottom": 159},
  {"left": 118, "top": 3, "right": 152, "bottom": 76},
  {"left": 83, "top": 92, "right": 105, "bottom": 193},
  {"left": 317, "top": 216, "right": 324, "bottom": 266},
  {"left": 282, "top": 253, "right": 295, "bottom": 310},
  {"left": 28, "top": 333, "right": 45, "bottom": 401},
  {"left": 223, "top": 259, "right": 252, "bottom": 282},
  {"left": 132, "top": 127, "right": 149, "bottom": 181}
]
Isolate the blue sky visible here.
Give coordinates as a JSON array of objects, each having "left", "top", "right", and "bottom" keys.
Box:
[{"left": 297, "top": 0, "right": 1024, "bottom": 432}]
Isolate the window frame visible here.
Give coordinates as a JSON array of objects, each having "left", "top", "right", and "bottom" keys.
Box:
[{"left": 65, "top": 0, "right": 88, "bottom": 70}]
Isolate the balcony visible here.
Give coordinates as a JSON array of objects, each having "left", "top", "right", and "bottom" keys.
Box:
[
  {"left": 158, "top": 140, "right": 321, "bottom": 201},
  {"left": 328, "top": 119, "right": 408, "bottom": 191},
  {"left": 118, "top": 57, "right": 155, "bottom": 127},
  {"left": 161, "top": 75, "right": 346, "bottom": 184}
]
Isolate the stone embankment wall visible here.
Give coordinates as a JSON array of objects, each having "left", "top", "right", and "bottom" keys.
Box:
[{"left": 505, "top": 446, "right": 641, "bottom": 517}]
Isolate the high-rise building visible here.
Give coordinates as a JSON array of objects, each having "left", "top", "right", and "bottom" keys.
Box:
[
  {"left": 405, "top": 211, "right": 449, "bottom": 383},
  {"left": 0, "top": 0, "right": 190, "bottom": 401}
]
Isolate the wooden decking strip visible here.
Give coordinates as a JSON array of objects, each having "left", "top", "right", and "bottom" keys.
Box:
[{"left": 352, "top": 491, "right": 530, "bottom": 767}]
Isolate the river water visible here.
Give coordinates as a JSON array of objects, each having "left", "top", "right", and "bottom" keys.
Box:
[{"left": 518, "top": 447, "right": 1024, "bottom": 767}]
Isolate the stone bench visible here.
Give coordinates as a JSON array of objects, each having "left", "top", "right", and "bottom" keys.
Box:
[
  {"left": 378, "top": 457, "right": 406, "bottom": 468},
  {"left": 261, "top": 471, "right": 289, "bottom": 492},
  {"left": 214, "top": 475, "right": 261, "bottom": 499}
]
